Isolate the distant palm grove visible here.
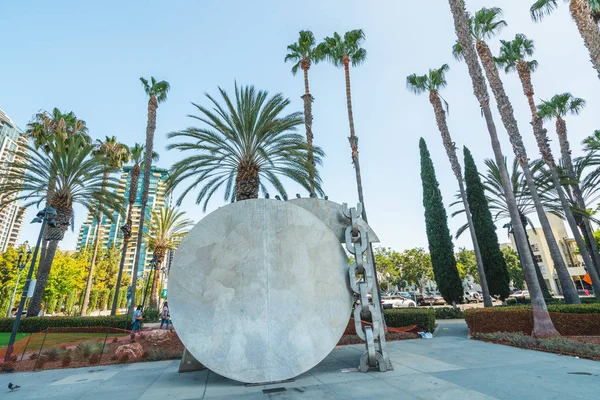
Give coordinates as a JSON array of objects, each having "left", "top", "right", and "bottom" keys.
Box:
[{"left": 0, "top": 0, "right": 599, "bottom": 343}]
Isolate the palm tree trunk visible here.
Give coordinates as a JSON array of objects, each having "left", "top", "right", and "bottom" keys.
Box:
[
  {"left": 476, "top": 39, "right": 579, "bottom": 306},
  {"left": 81, "top": 172, "right": 110, "bottom": 315},
  {"left": 343, "top": 57, "right": 368, "bottom": 223},
  {"left": 38, "top": 178, "right": 57, "bottom": 274},
  {"left": 111, "top": 211, "right": 133, "bottom": 315},
  {"left": 236, "top": 164, "right": 259, "bottom": 200},
  {"left": 429, "top": 91, "right": 491, "bottom": 307},
  {"left": 302, "top": 62, "right": 316, "bottom": 197},
  {"left": 517, "top": 65, "right": 581, "bottom": 303},
  {"left": 570, "top": 0, "right": 600, "bottom": 80},
  {"left": 448, "top": 0, "right": 557, "bottom": 336},
  {"left": 27, "top": 207, "right": 71, "bottom": 317},
  {"left": 128, "top": 96, "right": 158, "bottom": 316},
  {"left": 149, "top": 261, "right": 161, "bottom": 309},
  {"left": 81, "top": 219, "right": 102, "bottom": 315}
]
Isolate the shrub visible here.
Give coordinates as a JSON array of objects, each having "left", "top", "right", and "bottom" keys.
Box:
[
  {"left": 433, "top": 307, "right": 465, "bottom": 319},
  {"left": 29, "top": 353, "right": 38, "bottom": 360},
  {"left": 112, "top": 337, "right": 118, "bottom": 343},
  {"left": 35, "top": 356, "right": 48, "bottom": 369},
  {"left": 41, "top": 346, "right": 65, "bottom": 362},
  {"left": 380, "top": 308, "right": 436, "bottom": 332},
  {"left": 62, "top": 355, "right": 72, "bottom": 367},
  {"left": 145, "top": 348, "right": 168, "bottom": 361},
  {"left": 119, "top": 354, "right": 129, "bottom": 363},
  {"left": 111, "top": 355, "right": 118, "bottom": 361},
  {"left": 465, "top": 304, "right": 600, "bottom": 335},
  {"left": 74, "top": 341, "right": 104, "bottom": 361},
  {"left": 89, "top": 353, "right": 101, "bottom": 365},
  {"left": 143, "top": 307, "right": 161, "bottom": 323},
  {"left": 0, "top": 315, "right": 131, "bottom": 333}
]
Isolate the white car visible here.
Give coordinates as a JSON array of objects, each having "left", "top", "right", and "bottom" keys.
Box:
[
  {"left": 464, "top": 290, "right": 482, "bottom": 303},
  {"left": 381, "top": 296, "right": 416, "bottom": 309}
]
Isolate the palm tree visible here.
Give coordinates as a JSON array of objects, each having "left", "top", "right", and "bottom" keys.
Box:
[
  {"left": 406, "top": 64, "right": 492, "bottom": 307},
  {"left": 447, "top": 0, "right": 557, "bottom": 336},
  {"left": 494, "top": 35, "right": 582, "bottom": 304},
  {"left": 285, "top": 30, "right": 323, "bottom": 196},
  {"left": 317, "top": 29, "right": 369, "bottom": 221},
  {"left": 451, "top": 157, "right": 553, "bottom": 299},
  {"left": 538, "top": 94, "right": 600, "bottom": 284},
  {"left": 111, "top": 144, "right": 159, "bottom": 315},
  {"left": 25, "top": 109, "right": 91, "bottom": 272},
  {"left": 81, "top": 136, "right": 130, "bottom": 316},
  {"left": 531, "top": 0, "right": 600, "bottom": 80},
  {"left": 167, "top": 84, "right": 323, "bottom": 208},
  {"left": 0, "top": 136, "right": 123, "bottom": 316},
  {"left": 144, "top": 207, "right": 193, "bottom": 308},
  {"left": 129, "top": 77, "right": 170, "bottom": 316}
]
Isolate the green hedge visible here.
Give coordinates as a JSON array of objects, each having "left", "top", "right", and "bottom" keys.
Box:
[
  {"left": 465, "top": 304, "right": 600, "bottom": 335},
  {"left": 0, "top": 315, "right": 133, "bottom": 333},
  {"left": 506, "top": 297, "right": 599, "bottom": 306},
  {"left": 432, "top": 307, "right": 465, "bottom": 320},
  {"left": 383, "top": 308, "right": 436, "bottom": 332}
]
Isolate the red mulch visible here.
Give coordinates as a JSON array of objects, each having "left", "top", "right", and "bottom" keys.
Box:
[{"left": 1, "top": 331, "right": 185, "bottom": 373}]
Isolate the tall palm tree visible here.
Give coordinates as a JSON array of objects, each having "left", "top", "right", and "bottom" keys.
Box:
[
  {"left": 406, "top": 64, "right": 492, "bottom": 307},
  {"left": 317, "top": 29, "right": 369, "bottom": 221},
  {"left": 129, "top": 77, "right": 170, "bottom": 316},
  {"left": 452, "top": 157, "right": 553, "bottom": 299},
  {"left": 111, "top": 144, "right": 159, "bottom": 315},
  {"left": 494, "top": 35, "right": 582, "bottom": 303},
  {"left": 144, "top": 207, "right": 193, "bottom": 308},
  {"left": 456, "top": 6, "right": 580, "bottom": 305},
  {"left": 25, "top": 109, "right": 91, "bottom": 264},
  {"left": 538, "top": 94, "right": 600, "bottom": 280},
  {"left": 168, "top": 84, "right": 323, "bottom": 207},
  {"left": 0, "top": 136, "right": 123, "bottom": 316},
  {"left": 447, "top": 0, "right": 557, "bottom": 336},
  {"left": 531, "top": 0, "right": 600, "bottom": 80},
  {"left": 285, "top": 30, "right": 323, "bottom": 196},
  {"left": 81, "top": 136, "right": 130, "bottom": 315}
]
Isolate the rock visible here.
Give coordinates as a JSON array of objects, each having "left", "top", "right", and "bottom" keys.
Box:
[
  {"left": 146, "top": 330, "right": 171, "bottom": 344},
  {"left": 116, "top": 343, "right": 143, "bottom": 359}
]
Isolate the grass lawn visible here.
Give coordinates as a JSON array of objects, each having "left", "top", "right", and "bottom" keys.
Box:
[
  {"left": 0, "top": 332, "right": 29, "bottom": 347},
  {"left": 0, "top": 332, "right": 128, "bottom": 350}
]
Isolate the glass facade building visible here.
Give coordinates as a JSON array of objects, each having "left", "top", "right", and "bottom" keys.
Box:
[{"left": 76, "top": 166, "right": 171, "bottom": 277}]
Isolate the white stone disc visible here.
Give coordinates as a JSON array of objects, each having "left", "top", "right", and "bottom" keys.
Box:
[{"left": 169, "top": 199, "right": 352, "bottom": 383}]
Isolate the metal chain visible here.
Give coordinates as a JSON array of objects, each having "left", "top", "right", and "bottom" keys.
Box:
[{"left": 342, "top": 203, "right": 390, "bottom": 372}]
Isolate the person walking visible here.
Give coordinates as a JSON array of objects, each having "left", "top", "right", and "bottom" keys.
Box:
[
  {"left": 131, "top": 305, "right": 143, "bottom": 336},
  {"left": 160, "top": 301, "right": 170, "bottom": 330}
]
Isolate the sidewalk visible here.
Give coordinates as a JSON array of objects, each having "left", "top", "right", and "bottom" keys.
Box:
[{"left": 2, "top": 328, "right": 599, "bottom": 399}]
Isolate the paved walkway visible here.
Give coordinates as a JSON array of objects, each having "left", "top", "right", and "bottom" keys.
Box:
[{"left": 1, "top": 326, "right": 599, "bottom": 399}]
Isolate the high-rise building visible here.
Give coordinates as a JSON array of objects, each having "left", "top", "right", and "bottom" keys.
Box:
[
  {"left": 0, "top": 109, "right": 28, "bottom": 251},
  {"left": 76, "top": 166, "right": 171, "bottom": 278},
  {"left": 502, "top": 213, "right": 589, "bottom": 294}
]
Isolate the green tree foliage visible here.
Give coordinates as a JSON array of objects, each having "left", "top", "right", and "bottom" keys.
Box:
[
  {"left": 456, "top": 248, "right": 477, "bottom": 282},
  {"left": 45, "top": 250, "right": 88, "bottom": 303},
  {"left": 0, "top": 246, "right": 24, "bottom": 316},
  {"left": 92, "top": 245, "right": 120, "bottom": 290},
  {"left": 398, "top": 248, "right": 434, "bottom": 291},
  {"left": 463, "top": 147, "right": 511, "bottom": 300},
  {"left": 503, "top": 247, "right": 524, "bottom": 289},
  {"left": 419, "top": 138, "right": 464, "bottom": 304},
  {"left": 373, "top": 247, "right": 403, "bottom": 288}
]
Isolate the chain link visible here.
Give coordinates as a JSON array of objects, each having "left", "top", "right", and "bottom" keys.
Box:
[{"left": 342, "top": 203, "right": 391, "bottom": 372}]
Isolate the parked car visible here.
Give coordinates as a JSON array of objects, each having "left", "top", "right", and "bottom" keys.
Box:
[
  {"left": 464, "top": 290, "right": 481, "bottom": 303},
  {"left": 420, "top": 292, "right": 446, "bottom": 306},
  {"left": 508, "top": 290, "right": 530, "bottom": 299},
  {"left": 381, "top": 296, "right": 417, "bottom": 309},
  {"left": 399, "top": 291, "right": 412, "bottom": 299}
]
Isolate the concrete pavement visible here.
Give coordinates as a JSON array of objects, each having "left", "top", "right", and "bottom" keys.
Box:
[{"left": 1, "top": 325, "right": 599, "bottom": 399}]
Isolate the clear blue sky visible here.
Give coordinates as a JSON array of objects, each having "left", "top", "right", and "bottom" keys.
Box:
[{"left": 2, "top": 0, "right": 599, "bottom": 252}]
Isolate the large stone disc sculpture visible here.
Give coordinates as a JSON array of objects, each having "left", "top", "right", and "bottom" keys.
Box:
[{"left": 169, "top": 199, "right": 353, "bottom": 383}]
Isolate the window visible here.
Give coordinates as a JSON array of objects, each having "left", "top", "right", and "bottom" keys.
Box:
[
  {"left": 533, "top": 254, "right": 543, "bottom": 263},
  {"left": 530, "top": 244, "right": 540, "bottom": 252}
]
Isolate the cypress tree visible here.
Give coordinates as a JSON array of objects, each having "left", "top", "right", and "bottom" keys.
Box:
[
  {"left": 463, "top": 147, "right": 511, "bottom": 300},
  {"left": 419, "top": 138, "right": 464, "bottom": 304}
]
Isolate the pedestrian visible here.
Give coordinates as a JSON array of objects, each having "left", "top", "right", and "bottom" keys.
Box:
[
  {"left": 160, "top": 301, "right": 170, "bottom": 330},
  {"left": 131, "top": 305, "right": 143, "bottom": 336}
]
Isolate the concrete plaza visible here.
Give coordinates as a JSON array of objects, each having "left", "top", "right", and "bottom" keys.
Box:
[{"left": 1, "top": 320, "right": 598, "bottom": 399}]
